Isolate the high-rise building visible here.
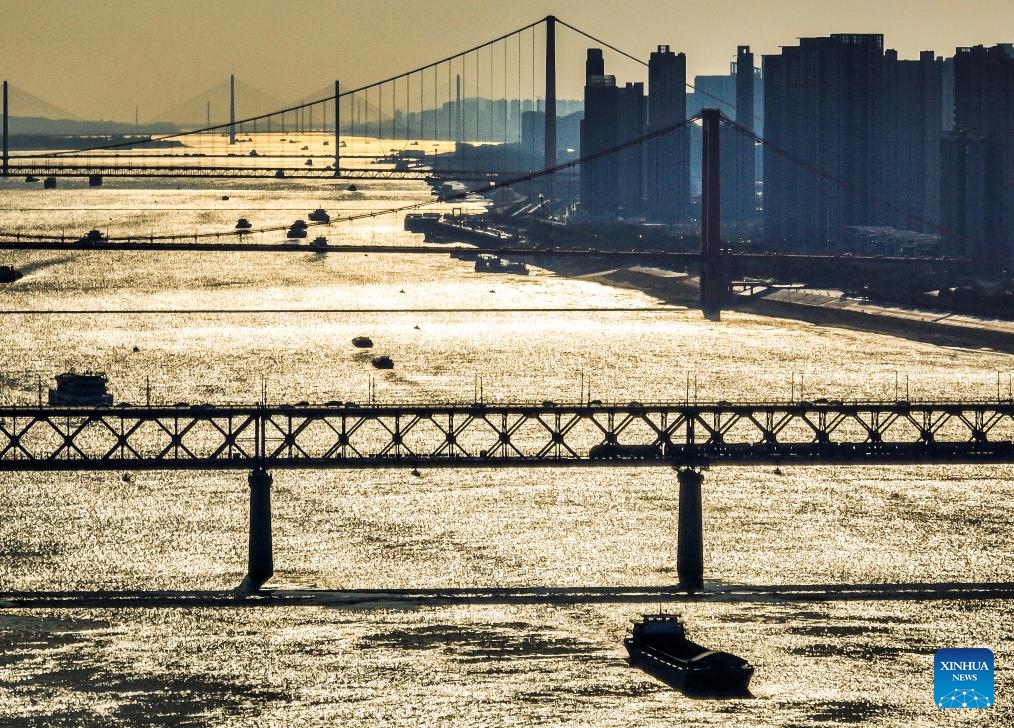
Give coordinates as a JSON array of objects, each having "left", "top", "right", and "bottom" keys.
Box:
[
  {"left": 763, "top": 35, "right": 942, "bottom": 249},
  {"left": 876, "top": 50, "right": 943, "bottom": 233},
  {"left": 720, "top": 46, "right": 758, "bottom": 223},
  {"left": 579, "top": 50, "right": 648, "bottom": 219},
  {"left": 580, "top": 48, "right": 619, "bottom": 218},
  {"left": 942, "top": 44, "right": 1014, "bottom": 263},
  {"left": 646, "top": 45, "right": 690, "bottom": 223},
  {"left": 616, "top": 82, "right": 646, "bottom": 216}
]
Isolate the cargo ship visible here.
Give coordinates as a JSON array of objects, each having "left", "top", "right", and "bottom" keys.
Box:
[{"left": 624, "top": 613, "right": 753, "bottom": 696}]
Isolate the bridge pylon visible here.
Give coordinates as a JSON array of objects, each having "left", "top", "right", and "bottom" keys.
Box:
[
  {"left": 700, "top": 108, "right": 725, "bottom": 321},
  {"left": 676, "top": 468, "right": 704, "bottom": 593},
  {"left": 238, "top": 467, "right": 274, "bottom": 593},
  {"left": 2, "top": 80, "right": 8, "bottom": 177}
]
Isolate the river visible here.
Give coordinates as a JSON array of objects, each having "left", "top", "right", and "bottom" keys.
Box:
[{"left": 0, "top": 135, "right": 1011, "bottom": 726}]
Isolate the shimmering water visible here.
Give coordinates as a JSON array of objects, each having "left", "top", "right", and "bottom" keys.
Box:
[{"left": 0, "top": 140, "right": 1012, "bottom": 725}]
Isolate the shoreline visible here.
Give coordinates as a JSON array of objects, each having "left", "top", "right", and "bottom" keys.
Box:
[{"left": 557, "top": 262, "right": 1014, "bottom": 355}]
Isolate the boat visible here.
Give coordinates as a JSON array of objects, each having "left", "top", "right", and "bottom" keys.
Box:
[
  {"left": 287, "top": 220, "right": 308, "bottom": 239},
  {"left": 371, "top": 355, "right": 394, "bottom": 369},
  {"left": 235, "top": 218, "right": 252, "bottom": 229},
  {"left": 308, "top": 208, "right": 330, "bottom": 223},
  {"left": 624, "top": 614, "right": 753, "bottom": 696},
  {"left": 0, "top": 265, "right": 23, "bottom": 283},
  {"left": 311, "top": 236, "right": 329, "bottom": 249},
  {"left": 48, "top": 371, "right": 114, "bottom": 406},
  {"left": 474, "top": 254, "right": 528, "bottom": 275},
  {"left": 404, "top": 212, "right": 441, "bottom": 233},
  {"left": 352, "top": 336, "right": 374, "bottom": 348},
  {"left": 77, "top": 229, "right": 106, "bottom": 245}
]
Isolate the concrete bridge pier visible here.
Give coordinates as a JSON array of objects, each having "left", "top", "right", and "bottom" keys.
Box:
[
  {"left": 238, "top": 467, "right": 273, "bottom": 593},
  {"left": 676, "top": 468, "right": 704, "bottom": 592}
]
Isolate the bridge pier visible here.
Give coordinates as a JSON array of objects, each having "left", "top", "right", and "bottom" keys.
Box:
[
  {"left": 238, "top": 467, "right": 273, "bottom": 593},
  {"left": 676, "top": 468, "right": 704, "bottom": 592}
]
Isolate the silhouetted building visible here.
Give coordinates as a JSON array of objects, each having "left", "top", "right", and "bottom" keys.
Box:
[
  {"left": 579, "top": 50, "right": 648, "bottom": 219},
  {"left": 876, "top": 49, "right": 943, "bottom": 234},
  {"left": 580, "top": 59, "right": 619, "bottom": 218},
  {"left": 646, "top": 45, "right": 690, "bottom": 222},
  {"left": 522, "top": 110, "right": 545, "bottom": 158},
  {"left": 763, "top": 35, "right": 942, "bottom": 249},
  {"left": 719, "top": 46, "right": 758, "bottom": 223},
  {"left": 687, "top": 67, "right": 764, "bottom": 198},
  {"left": 616, "top": 82, "right": 646, "bottom": 216},
  {"left": 942, "top": 44, "right": 1014, "bottom": 264}
]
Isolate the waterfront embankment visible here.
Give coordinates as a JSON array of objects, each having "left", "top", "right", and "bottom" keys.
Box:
[{"left": 566, "top": 263, "right": 1014, "bottom": 354}]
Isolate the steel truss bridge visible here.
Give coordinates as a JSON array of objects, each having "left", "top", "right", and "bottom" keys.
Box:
[
  {"left": 5, "top": 398, "right": 1011, "bottom": 592},
  {"left": 2, "top": 399, "right": 1012, "bottom": 472}
]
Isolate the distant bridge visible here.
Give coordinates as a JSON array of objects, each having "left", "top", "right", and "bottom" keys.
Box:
[{"left": 2, "top": 163, "right": 499, "bottom": 182}]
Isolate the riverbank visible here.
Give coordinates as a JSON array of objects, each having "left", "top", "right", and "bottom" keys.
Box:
[{"left": 558, "top": 263, "right": 1014, "bottom": 354}]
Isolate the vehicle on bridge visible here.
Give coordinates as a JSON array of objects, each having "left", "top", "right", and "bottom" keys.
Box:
[{"left": 48, "top": 371, "right": 113, "bottom": 406}]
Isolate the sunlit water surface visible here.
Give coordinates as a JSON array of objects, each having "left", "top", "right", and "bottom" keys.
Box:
[{"left": 0, "top": 147, "right": 1011, "bottom": 726}]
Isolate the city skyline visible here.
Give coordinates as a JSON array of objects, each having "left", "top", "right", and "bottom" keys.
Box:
[{"left": 5, "top": 0, "right": 1014, "bottom": 122}]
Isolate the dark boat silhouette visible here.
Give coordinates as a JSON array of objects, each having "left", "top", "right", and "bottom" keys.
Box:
[
  {"left": 77, "top": 229, "right": 106, "bottom": 245},
  {"left": 624, "top": 614, "right": 753, "bottom": 696},
  {"left": 287, "top": 220, "right": 308, "bottom": 239},
  {"left": 0, "top": 265, "right": 24, "bottom": 283},
  {"left": 48, "top": 371, "right": 114, "bottom": 406}
]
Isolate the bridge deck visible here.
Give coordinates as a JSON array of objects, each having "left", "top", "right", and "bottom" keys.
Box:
[{"left": 1, "top": 400, "right": 1011, "bottom": 471}]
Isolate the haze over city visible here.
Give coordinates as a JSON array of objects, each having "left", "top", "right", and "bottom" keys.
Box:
[{"left": 6, "top": 0, "right": 1014, "bottom": 121}]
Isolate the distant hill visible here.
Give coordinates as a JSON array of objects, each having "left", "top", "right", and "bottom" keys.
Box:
[
  {"left": 151, "top": 78, "right": 285, "bottom": 127},
  {"left": 5, "top": 85, "right": 80, "bottom": 121}
]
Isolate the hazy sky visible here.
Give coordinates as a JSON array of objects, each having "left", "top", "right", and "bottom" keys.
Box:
[{"left": 5, "top": 0, "right": 1014, "bottom": 122}]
